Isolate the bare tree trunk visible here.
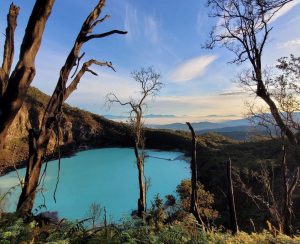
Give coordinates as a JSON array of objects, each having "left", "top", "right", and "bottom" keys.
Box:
[
  {"left": 0, "top": 0, "right": 55, "bottom": 149},
  {"left": 133, "top": 110, "right": 146, "bottom": 219},
  {"left": 186, "top": 122, "right": 205, "bottom": 230},
  {"left": 134, "top": 142, "right": 146, "bottom": 218},
  {"left": 106, "top": 68, "right": 161, "bottom": 220},
  {"left": 16, "top": 130, "right": 43, "bottom": 216},
  {"left": 256, "top": 83, "right": 298, "bottom": 147},
  {"left": 227, "top": 158, "right": 238, "bottom": 234}
]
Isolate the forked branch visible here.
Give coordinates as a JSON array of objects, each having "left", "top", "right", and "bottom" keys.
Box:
[{"left": 65, "top": 60, "right": 115, "bottom": 100}]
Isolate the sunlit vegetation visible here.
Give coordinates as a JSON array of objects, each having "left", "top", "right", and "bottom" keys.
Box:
[{"left": 1, "top": 0, "right": 300, "bottom": 242}]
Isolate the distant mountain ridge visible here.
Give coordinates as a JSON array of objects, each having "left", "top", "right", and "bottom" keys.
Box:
[
  {"left": 147, "top": 119, "right": 250, "bottom": 131},
  {"left": 147, "top": 120, "right": 270, "bottom": 140}
]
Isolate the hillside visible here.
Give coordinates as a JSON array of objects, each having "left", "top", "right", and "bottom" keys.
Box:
[
  {"left": 195, "top": 125, "right": 269, "bottom": 140},
  {"left": 1, "top": 86, "right": 300, "bottom": 231},
  {"left": 0, "top": 87, "right": 199, "bottom": 174},
  {"left": 148, "top": 120, "right": 272, "bottom": 141}
]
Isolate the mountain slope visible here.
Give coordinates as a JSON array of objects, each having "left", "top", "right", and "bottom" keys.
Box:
[
  {"left": 148, "top": 120, "right": 272, "bottom": 140},
  {"left": 2, "top": 87, "right": 299, "bottom": 229},
  {"left": 148, "top": 119, "right": 250, "bottom": 132},
  {"left": 0, "top": 87, "right": 195, "bottom": 173}
]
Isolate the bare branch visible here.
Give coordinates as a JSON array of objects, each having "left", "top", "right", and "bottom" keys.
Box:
[
  {"left": 0, "top": 3, "right": 20, "bottom": 94},
  {"left": 71, "top": 52, "right": 85, "bottom": 79},
  {"left": 65, "top": 60, "right": 115, "bottom": 100},
  {"left": 84, "top": 30, "right": 127, "bottom": 42},
  {"left": 89, "top": 14, "right": 110, "bottom": 32}
]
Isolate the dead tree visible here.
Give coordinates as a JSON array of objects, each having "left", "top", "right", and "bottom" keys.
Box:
[
  {"left": 106, "top": 67, "right": 162, "bottom": 219},
  {"left": 206, "top": 1, "right": 300, "bottom": 235},
  {"left": 0, "top": 1, "right": 55, "bottom": 149},
  {"left": 235, "top": 146, "right": 299, "bottom": 235},
  {"left": 206, "top": 0, "right": 299, "bottom": 149},
  {"left": 16, "top": 0, "right": 127, "bottom": 216},
  {"left": 186, "top": 122, "right": 205, "bottom": 230},
  {"left": 227, "top": 158, "right": 238, "bottom": 234}
]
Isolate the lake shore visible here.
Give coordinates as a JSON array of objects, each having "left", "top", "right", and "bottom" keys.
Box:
[
  {"left": 0, "top": 148, "right": 190, "bottom": 220},
  {"left": 0, "top": 142, "right": 190, "bottom": 177}
]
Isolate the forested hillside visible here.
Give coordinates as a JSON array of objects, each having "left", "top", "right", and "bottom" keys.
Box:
[{"left": 2, "top": 86, "right": 300, "bottom": 231}]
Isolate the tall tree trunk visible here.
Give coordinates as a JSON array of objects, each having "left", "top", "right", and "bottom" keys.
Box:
[
  {"left": 134, "top": 142, "right": 146, "bottom": 218},
  {"left": 17, "top": 129, "right": 51, "bottom": 216},
  {"left": 227, "top": 158, "right": 238, "bottom": 234},
  {"left": 256, "top": 76, "right": 299, "bottom": 159},
  {"left": 17, "top": 130, "right": 43, "bottom": 216},
  {"left": 186, "top": 122, "right": 205, "bottom": 229},
  {"left": 0, "top": 0, "right": 55, "bottom": 149}
]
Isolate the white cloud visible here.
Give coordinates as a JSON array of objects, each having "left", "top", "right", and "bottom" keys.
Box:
[
  {"left": 144, "top": 16, "right": 159, "bottom": 43},
  {"left": 169, "top": 55, "right": 217, "bottom": 83},
  {"left": 196, "top": 11, "right": 208, "bottom": 36},
  {"left": 124, "top": 3, "right": 160, "bottom": 44},
  {"left": 270, "top": 0, "right": 300, "bottom": 23},
  {"left": 124, "top": 4, "right": 139, "bottom": 41},
  {"left": 149, "top": 92, "right": 251, "bottom": 119},
  {"left": 277, "top": 38, "right": 300, "bottom": 48}
]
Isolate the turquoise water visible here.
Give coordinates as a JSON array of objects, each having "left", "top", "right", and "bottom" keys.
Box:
[{"left": 0, "top": 148, "right": 189, "bottom": 221}]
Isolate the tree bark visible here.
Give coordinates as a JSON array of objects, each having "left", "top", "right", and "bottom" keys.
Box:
[
  {"left": 16, "top": 129, "right": 44, "bottom": 216},
  {"left": 186, "top": 122, "right": 205, "bottom": 229},
  {"left": 227, "top": 158, "right": 238, "bottom": 235},
  {"left": 16, "top": 0, "right": 126, "bottom": 216},
  {"left": 134, "top": 142, "right": 146, "bottom": 219},
  {"left": 256, "top": 82, "right": 298, "bottom": 148},
  {"left": 0, "top": 0, "right": 55, "bottom": 149},
  {"left": 0, "top": 4, "right": 19, "bottom": 95}
]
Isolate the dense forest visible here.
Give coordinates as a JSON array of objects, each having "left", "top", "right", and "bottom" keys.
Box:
[{"left": 0, "top": 0, "right": 300, "bottom": 243}]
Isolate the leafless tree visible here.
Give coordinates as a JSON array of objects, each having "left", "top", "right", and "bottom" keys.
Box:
[
  {"left": 235, "top": 146, "right": 299, "bottom": 235},
  {"left": 247, "top": 57, "right": 300, "bottom": 235},
  {"left": 87, "top": 202, "right": 103, "bottom": 229},
  {"left": 16, "top": 0, "right": 127, "bottom": 216},
  {"left": 106, "top": 67, "right": 162, "bottom": 219},
  {"left": 186, "top": 122, "right": 206, "bottom": 230},
  {"left": 206, "top": 0, "right": 299, "bottom": 148},
  {"left": 0, "top": 1, "right": 55, "bottom": 149},
  {"left": 206, "top": 1, "right": 300, "bottom": 235},
  {"left": 245, "top": 55, "right": 300, "bottom": 137}
]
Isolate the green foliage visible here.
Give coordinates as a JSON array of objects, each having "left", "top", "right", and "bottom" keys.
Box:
[
  {"left": 148, "top": 194, "right": 166, "bottom": 232},
  {"left": 1, "top": 211, "right": 300, "bottom": 243},
  {"left": 176, "top": 179, "right": 219, "bottom": 221},
  {"left": 0, "top": 214, "right": 34, "bottom": 244},
  {"left": 198, "top": 230, "right": 300, "bottom": 244}
]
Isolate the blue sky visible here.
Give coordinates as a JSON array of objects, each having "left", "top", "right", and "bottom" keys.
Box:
[{"left": 1, "top": 0, "right": 300, "bottom": 124}]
